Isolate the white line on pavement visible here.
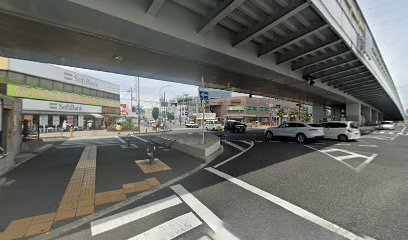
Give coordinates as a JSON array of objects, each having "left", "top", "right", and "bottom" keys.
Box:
[
  {"left": 205, "top": 167, "right": 366, "bottom": 240},
  {"left": 214, "top": 141, "right": 254, "bottom": 168},
  {"left": 358, "top": 145, "right": 378, "bottom": 148},
  {"left": 255, "top": 140, "right": 264, "bottom": 143},
  {"left": 355, "top": 154, "right": 378, "bottom": 173},
  {"left": 239, "top": 140, "right": 252, "bottom": 146},
  {"left": 115, "top": 135, "right": 126, "bottom": 144},
  {"left": 128, "top": 212, "right": 202, "bottom": 240},
  {"left": 90, "top": 195, "right": 182, "bottom": 236},
  {"left": 171, "top": 184, "right": 240, "bottom": 240},
  {"left": 335, "top": 143, "right": 350, "bottom": 146},
  {"left": 221, "top": 140, "right": 245, "bottom": 151},
  {"left": 131, "top": 135, "right": 150, "bottom": 143}
]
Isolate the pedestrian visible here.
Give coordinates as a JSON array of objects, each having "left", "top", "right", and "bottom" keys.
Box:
[
  {"left": 116, "top": 122, "right": 122, "bottom": 135},
  {"left": 62, "top": 120, "right": 67, "bottom": 132},
  {"left": 87, "top": 121, "right": 92, "bottom": 131}
]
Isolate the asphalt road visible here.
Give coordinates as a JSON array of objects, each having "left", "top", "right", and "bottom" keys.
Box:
[{"left": 45, "top": 125, "right": 408, "bottom": 239}]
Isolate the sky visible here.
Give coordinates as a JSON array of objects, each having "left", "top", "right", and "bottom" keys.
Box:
[
  {"left": 62, "top": 0, "right": 407, "bottom": 114},
  {"left": 358, "top": 0, "right": 408, "bottom": 114}
]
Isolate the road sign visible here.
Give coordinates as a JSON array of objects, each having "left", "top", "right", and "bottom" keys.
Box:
[{"left": 199, "top": 91, "right": 209, "bottom": 100}]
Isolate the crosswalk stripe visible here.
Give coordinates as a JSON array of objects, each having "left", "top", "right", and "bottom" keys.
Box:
[
  {"left": 221, "top": 140, "right": 245, "bottom": 151},
  {"left": 205, "top": 167, "right": 366, "bottom": 240},
  {"left": 115, "top": 135, "right": 126, "bottom": 144},
  {"left": 90, "top": 195, "right": 182, "bottom": 236},
  {"left": 128, "top": 212, "right": 202, "bottom": 240},
  {"left": 171, "top": 184, "right": 240, "bottom": 240},
  {"left": 131, "top": 135, "right": 150, "bottom": 143}
]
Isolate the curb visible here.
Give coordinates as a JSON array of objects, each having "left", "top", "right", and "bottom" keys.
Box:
[{"left": 32, "top": 153, "right": 217, "bottom": 240}]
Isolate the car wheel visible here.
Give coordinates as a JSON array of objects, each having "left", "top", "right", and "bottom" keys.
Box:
[
  {"left": 266, "top": 131, "right": 273, "bottom": 139},
  {"left": 206, "top": 127, "right": 208, "bottom": 131},
  {"left": 338, "top": 134, "right": 348, "bottom": 142},
  {"left": 296, "top": 133, "right": 306, "bottom": 143}
]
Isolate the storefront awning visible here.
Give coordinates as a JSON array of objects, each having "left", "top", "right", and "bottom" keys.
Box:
[{"left": 91, "top": 113, "right": 104, "bottom": 119}]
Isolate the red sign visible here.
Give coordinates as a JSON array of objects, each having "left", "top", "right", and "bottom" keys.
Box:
[{"left": 120, "top": 104, "right": 128, "bottom": 116}]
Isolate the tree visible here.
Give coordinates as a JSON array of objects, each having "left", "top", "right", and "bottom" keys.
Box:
[
  {"left": 166, "top": 112, "right": 175, "bottom": 121},
  {"left": 276, "top": 108, "right": 286, "bottom": 124},
  {"left": 152, "top": 107, "right": 159, "bottom": 120}
]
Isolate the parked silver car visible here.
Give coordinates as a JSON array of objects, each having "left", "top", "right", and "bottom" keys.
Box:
[
  {"left": 264, "top": 122, "right": 324, "bottom": 143},
  {"left": 379, "top": 121, "right": 395, "bottom": 130}
]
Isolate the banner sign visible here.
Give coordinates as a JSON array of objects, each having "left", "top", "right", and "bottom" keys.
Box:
[
  {"left": 7, "top": 84, "right": 119, "bottom": 108},
  {"left": 52, "top": 116, "right": 60, "bottom": 126},
  {"left": 227, "top": 106, "right": 245, "bottom": 111},
  {"left": 120, "top": 104, "right": 128, "bottom": 116},
  {"left": 23, "top": 99, "right": 102, "bottom": 113},
  {"left": 39, "top": 115, "right": 48, "bottom": 125}
]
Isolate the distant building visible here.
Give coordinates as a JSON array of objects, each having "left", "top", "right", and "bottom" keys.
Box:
[
  {"left": 209, "top": 96, "right": 302, "bottom": 125},
  {"left": 201, "top": 88, "right": 231, "bottom": 99}
]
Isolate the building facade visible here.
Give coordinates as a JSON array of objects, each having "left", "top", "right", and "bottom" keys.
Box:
[
  {"left": 0, "top": 57, "right": 120, "bottom": 130},
  {"left": 209, "top": 96, "right": 301, "bottom": 125}
]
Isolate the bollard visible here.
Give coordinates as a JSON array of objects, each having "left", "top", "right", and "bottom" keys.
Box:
[
  {"left": 126, "top": 134, "right": 131, "bottom": 147},
  {"left": 147, "top": 142, "right": 156, "bottom": 165}
]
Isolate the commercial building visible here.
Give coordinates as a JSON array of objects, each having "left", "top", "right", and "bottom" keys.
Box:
[
  {"left": 0, "top": 57, "right": 120, "bottom": 131},
  {"left": 209, "top": 96, "right": 301, "bottom": 124}
]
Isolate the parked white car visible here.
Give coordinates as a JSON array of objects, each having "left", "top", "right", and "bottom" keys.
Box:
[
  {"left": 205, "top": 120, "right": 222, "bottom": 131},
  {"left": 379, "top": 121, "right": 395, "bottom": 130},
  {"left": 264, "top": 122, "right": 324, "bottom": 143},
  {"left": 321, "top": 121, "right": 360, "bottom": 141}
]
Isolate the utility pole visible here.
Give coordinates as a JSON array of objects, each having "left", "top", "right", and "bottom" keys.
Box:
[
  {"left": 137, "top": 77, "right": 141, "bottom": 133},
  {"left": 201, "top": 76, "right": 205, "bottom": 145}
]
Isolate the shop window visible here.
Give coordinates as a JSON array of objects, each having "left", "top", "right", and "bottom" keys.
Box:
[
  {"left": 113, "top": 94, "right": 120, "bottom": 100},
  {"left": 90, "top": 89, "right": 97, "bottom": 97},
  {"left": 82, "top": 87, "right": 90, "bottom": 95},
  {"left": 63, "top": 83, "right": 74, "bottom": 93},
  {"left": 8, "top": 72, "right": 25, "bottom": 84},
  {"left": 74, "top": 86, "right": 82, "bottom": 95},
  {"left": 53, "top": 81, "right": 63, "bottom": 91},
  {"left": 26, "top": 76, "right": 39, "bottom": 87},
  {"left": 103, "top": 92, "right": 110, "bottom": 99},
  {"left": 39, "top": 78, "right": 53, "bottom": 90},
  {"left": 97, "top": 90, "right": 104, "bottom": 98}
]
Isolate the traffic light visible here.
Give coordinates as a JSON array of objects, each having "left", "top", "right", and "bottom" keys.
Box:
[{"left": 132, "top": 107, "right": 136, "bottom": 112}]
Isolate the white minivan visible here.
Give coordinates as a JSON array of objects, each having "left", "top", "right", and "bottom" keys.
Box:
[
  {"left": 205, "top": 120, "right": 222, "bottom": 131},
  {"left": 321, "top": 121, "right": 361, "bottom": 141}
]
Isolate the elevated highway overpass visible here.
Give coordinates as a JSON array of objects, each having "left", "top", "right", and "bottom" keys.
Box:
[{"left": 0, "top": 0, "right": 404, "bottom": 121}]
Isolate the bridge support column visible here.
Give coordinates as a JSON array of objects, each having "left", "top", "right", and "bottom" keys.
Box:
[
  {"left": 346, "top": 102, "right": 361, "bottom": 123},
  {"left": 371, "top": 109, "right": 378, "bottom": 123},
  {"left": 331, "top": 106, "right": 342, "bottom": 121},
  {"left": 378, "top": 113, "right": 384, "bottom": 122},
  {"left": 361, "top": 105, "right": 372, "bottom": 124},
  {"left": 312, "top": 104, "right": 326, "bottom": 123}
]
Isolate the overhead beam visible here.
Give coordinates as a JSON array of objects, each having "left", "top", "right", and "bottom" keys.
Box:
[
  {"left": 337, "top": 81, "right": 378, "bottom": 91},
  {"left": 315, "top": 64, "right": 365, "bottom": 79},
  {"left": 345, "top": 88, "right": 384, "bottom": 95},
  {"left": 331, "top": 78, "right": 376, "bottom": 88},
  {"left": 146, "top": 0, "right": 166, "bottom": 16},
  {"left": 344, "top": 84, "right": 381, "bottom": 92},
  {"left": 198, "top": 0, "right": 245, "bottom": 34},
  {"left": 292, "top": 48, "right": 350, "bottom": 70},
  {"left": 319, "top": 67, "right": 367, "bottom": 82},
  {"left": 327, "top": 74, "right": 373, "bottom": 85},
  {"left": 278, "top": 37, "right": 342, "bottom": 64},
  {"left": 321, "top": 70, "right": 370, "bottom": 83},
  {"left": 304, "top": 56, "right": 357, "bottom": 75},
  {"left": 259, "top": 21, "right": 328, "bottom": 56},
  {"left": 233, "top": 2, "right": 310, "bottom": 47}
]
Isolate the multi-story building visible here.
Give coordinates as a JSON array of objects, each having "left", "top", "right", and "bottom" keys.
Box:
[
  {"left": 0, "top": 57, "right": 120, "bottom": 130},
  {"left": 209, "top": 96, "right": 301, "bottom": 124}
]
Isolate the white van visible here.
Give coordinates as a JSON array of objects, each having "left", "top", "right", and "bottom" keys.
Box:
[
  {"left": 205, "top": 120, "right": 222, "bottom": 131},
  {"left": 321, "top": 121, "right": 361, "bottom": 141}
]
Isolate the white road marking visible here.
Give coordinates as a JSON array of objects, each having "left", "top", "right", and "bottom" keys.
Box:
[
  {"left": 128, "top": 212, "right": 202, "bottom": 240},
  {"left": 90, "top": 195, "right": 182, "bottom": 236},
  {"left": 214, "top": 141, "right": 254, "bottom": 168},
  {"left": 115, "top": 135, "right": 126, "bottom": 144},
  {"left": 205, "top": 167, "right": 366, "bottom": 240},
  {"left": 358, "top": 145, "right": 378, "bottom": 148},
  {"left": 221, "top": 140, "right": 245, "bottom": 151},
  {"left": 304, "top": 145, "right": 377, "bottom": 173},
  {"left": 312, "top": 142, "right": 326, "bottom": 145},
  {"left": 255, "top": 140, "right": 264, "bottom": 143},
  {"left": 239, "top": 140, "right": 252, "bottom": 146},
  {"left": 131, "top": 135, "right": 150, "bottom": 142},
  {"left": 171, "top": 184, "right": 240, "bottom": 240},
  {"left": 335, "top": 143, "right": 350, "bottom": 146}
]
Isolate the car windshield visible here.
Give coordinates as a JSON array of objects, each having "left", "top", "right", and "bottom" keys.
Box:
[
  {"left": 307, "top": 123, "right": 322, "bottom": 127},
  {"left": 349, "top": 122, "right": 359, "bottom": 128}
]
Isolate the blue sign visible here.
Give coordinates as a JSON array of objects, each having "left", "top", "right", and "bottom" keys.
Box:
[{"left": 199, "top": 91, "right": 209, "bottom": 100}]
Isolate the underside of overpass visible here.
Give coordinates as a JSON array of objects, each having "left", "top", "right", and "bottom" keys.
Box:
[{"left": 0, "top": 0, "right": 404, "bottom": 120}]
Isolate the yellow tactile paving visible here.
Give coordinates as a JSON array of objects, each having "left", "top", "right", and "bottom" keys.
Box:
[
  {"left": 24, "top": 221, "right": 53, "bottom": 237},
  {"left": 2, "top": 217, "right": 34, "bottom": 239},
  {"left": 135, "top": 159, "right": 171, "bottom": 173},
  {"left": 54, "top": 209, "right": 76, "bottom": 221},
  {"left": 122, "top": 181, "right": 150, "bottom": 193},
  {"left": 31, "top": 213, "right": 56, "bottom": 225},
  {"left": 76, "top": 205, "right": 95, "bottom": 217},
  {"left": 145, "top": 178, "right": 161, "bottom": 187}
]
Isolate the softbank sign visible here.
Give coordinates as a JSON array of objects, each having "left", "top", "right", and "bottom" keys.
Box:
[
  {"left": 23, "top": 99, "right": 102, "bottom": 113},
  {"left": 64, "top": 72, "right": 98, "bottom": 88}
]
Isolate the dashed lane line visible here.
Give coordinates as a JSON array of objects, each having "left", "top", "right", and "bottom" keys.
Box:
[
  {"left": 90, "top": 195, "right": 182, "bottom": 236},
  {"left": 205, "top": 167, "right": 367, "bottom": 240},
  {"left": 128, "top": 212, "right": 202, "bottom": 240}
]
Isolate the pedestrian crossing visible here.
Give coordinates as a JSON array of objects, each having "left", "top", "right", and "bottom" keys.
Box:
[{"left": 90, "top": 184, "right": 240, "bottom": 240}]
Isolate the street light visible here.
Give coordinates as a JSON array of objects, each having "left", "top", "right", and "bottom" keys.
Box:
[{"left": 159, "top": 85, "right": 172, "bottom": 130}]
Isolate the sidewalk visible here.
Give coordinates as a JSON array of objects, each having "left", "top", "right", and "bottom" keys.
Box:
[{"left": 0, "top": 134, "right": 207, "bottom": 239}]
